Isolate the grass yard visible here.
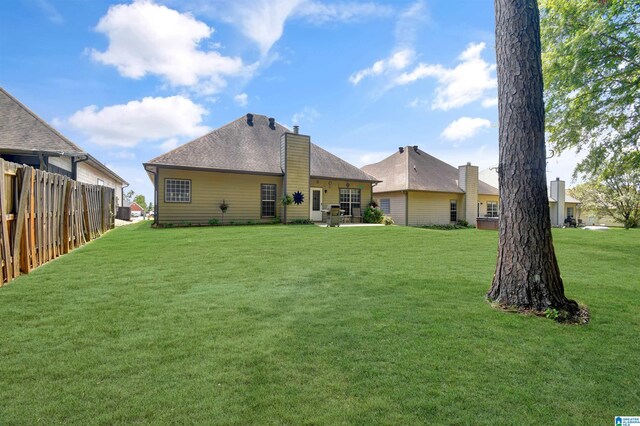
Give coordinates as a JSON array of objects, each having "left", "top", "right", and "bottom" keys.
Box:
[{"left": 1, "top": 223, "right": 638, "bottom": 424}]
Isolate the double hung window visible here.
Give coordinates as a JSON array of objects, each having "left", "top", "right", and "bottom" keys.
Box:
[{"left": 261, "top": 184, "right": 276, "bottom": 217}]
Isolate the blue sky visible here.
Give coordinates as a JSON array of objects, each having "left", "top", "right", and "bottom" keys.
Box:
[{"left": 0, "top": 0, "right": 583, "bottom": 201}]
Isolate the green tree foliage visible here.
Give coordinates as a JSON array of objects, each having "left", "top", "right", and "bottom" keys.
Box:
[
  {"left": 540, "top": 0, "right": 639, "bottom": 178},
  {"left": 569, "top": 152, "right": 640, "bottom": 228},
  {"left": 124, "top": 190, "right": 135, "bottom": 203},
  {"left": 133, "top": 194, "right": 147, "bottom": 211}
]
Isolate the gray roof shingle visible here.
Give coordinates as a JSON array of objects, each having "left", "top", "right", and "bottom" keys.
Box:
[
  {"left": 145, "top": 114, "right": 379, "bottom": 182},
  {"left": 0, "top": 87, "right": 83, "bottom": 155},
  {"left": 0, "top": 87, "right": 127, "bottom": 184},
  {"left": 362, "top": 146, "right": 498, "bottom": 195}
]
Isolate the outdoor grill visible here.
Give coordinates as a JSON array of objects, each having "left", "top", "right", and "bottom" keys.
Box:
[{"left": 326, "top": 204, "right": 342, "bottom": 227}]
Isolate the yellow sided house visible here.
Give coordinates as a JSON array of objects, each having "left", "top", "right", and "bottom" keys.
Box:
[
  {"left": 143, "top": 114, "right": 379, "bottom": 226},
  {"left": 361, "top": 146, "right": 499, "bottom": 226}
]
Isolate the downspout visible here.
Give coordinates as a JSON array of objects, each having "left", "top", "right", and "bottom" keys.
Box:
[
  {"left": 120, "top": 182, "right": 130, "bottom": 208},
  {"left": 38, "top": 153, "right": 48, "bottom": 170},
  {"left": 371, "top": 182, "right": 378, "bottom": 206},
  {"left": 72, "top": 154, "right": 89, "bottom": 180},
  {"left": 405, "top": 190, "right": 409, "bottom": 226},
  {"left": 153, "top": 168, "right": 159, "bottom": 226}
]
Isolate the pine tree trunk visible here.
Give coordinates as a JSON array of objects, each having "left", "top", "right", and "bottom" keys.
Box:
[{"left": 487, "top": 0, "right": 578, "bottom": 313}]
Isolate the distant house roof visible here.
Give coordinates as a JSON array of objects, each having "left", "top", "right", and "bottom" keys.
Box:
[
  {"left": 549, "top": 193, "right": 581, "bottom": 204},
  {"left": 362, "top": 146, "right": 499, "bottom": 195},
  {"left": 129, "top": 201, "right": 144, "bottom": 212},
  {"left": 144, "top": 114, "right": 379, "bottom": 183},
  {"left": 0, "top": 87, "right": 127, "bottom": 185}
]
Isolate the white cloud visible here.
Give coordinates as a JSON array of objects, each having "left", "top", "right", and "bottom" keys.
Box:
[
  {"left": 292, "top": 107, "right": 319, "bottom": 124},
  {"left": 394, "top": 63, "right": 442, "bottom": 85},
  {"left": 229, "top": 0, "right": 301, "bottom": 56},
  {"left": 294, "top": 1, "right": 393, "bottom": 24},
  {"left": 441, "top": 117, "right": 492, "bottom": 141},
  {"left": 349, "top": 49, "right": 414, "bottom": 84},
  {"left": 68, "top": 96, "right": 210, "bottom": 148},
  {"left": 481, "top": 97, "right": 498, "bottom": 108},
  {"left": 159, "top": 138, "right": 180, "bottom": 151},
  {"left": 34, "top": 0, "right": 64, "bottom": 24},
  {"left": 394, "top": 1, "right": 428, "bottom": 48},
  {"left": 234, "top": 93, "right": 249, "bottom": 107},
  {"left": 327, "top": 147, "right": 390, "bottom": 168},
  {"left": 395, "top": 42, "right": 497, "bottom": 110},
  {"left": 90, "top": 1, "right": 251, "bottom": 93},
  {"left": 109, "top": 150, "right": 136, "bottom": 160},
  {"left": 198, "top": 0, "right": 392, "bottom": 56},
  {"left": 349, "top": 2, "right": 427, "bottom": 86}
]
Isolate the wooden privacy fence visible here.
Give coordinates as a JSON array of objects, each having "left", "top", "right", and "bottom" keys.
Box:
[{"left": 0, "top": 159, "right": 115, "bottom": 286}]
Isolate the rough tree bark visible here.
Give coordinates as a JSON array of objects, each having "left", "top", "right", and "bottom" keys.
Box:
[{"left": 487, "top": 0, "right": 578, "bottom": 313}]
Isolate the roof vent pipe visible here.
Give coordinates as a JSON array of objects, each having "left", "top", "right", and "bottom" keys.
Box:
[
  {"left": 293, "top": 125, "right": 299, "bottom": 134},
  {"left": 398, "top": 147, "right": 404, "bottom": 153},
  {"left": 246, "top": 113, "right": 254, "bottom": 126},
  {"left": 268, "top": 117, "right": 275, "bottom": 129},
  {"left": 413, "top": 145, "right": 418, "bottom": 152}
]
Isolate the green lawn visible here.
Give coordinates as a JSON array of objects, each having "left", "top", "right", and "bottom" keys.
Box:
[{"left": 1, "top": 223, "right": 638, "bottom": 424}]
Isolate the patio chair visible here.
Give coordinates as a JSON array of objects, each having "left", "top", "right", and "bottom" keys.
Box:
[{"left": 351, "top": 207, "right": 362, "bottom": 223}]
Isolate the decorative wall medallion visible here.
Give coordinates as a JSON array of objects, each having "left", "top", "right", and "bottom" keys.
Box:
[{"left": 293, "top": 191, "right": 305, "bottom": 205}]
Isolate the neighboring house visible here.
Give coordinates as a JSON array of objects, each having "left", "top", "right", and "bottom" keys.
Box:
[
  {"left": 480, "top": 168, "right": 581, "bottom": 227},
  {"left": 143, "top": 114, "right": 379, "bottom": 225},
  {"left": 129, "top": 201, "right": 144, "bottom": 217},
  {"left": 361, "top": 146, "right": 499, "bottom": 226},
  {"left": 0, "top": 87, "right": 128, "bottom": 207},
  {"left": 548, "top": 178, "right": 581, "bottom": 226}
]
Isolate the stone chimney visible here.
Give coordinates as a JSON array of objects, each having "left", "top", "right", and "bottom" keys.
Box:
[{"left": 458, "top": 162, "right": 479, "bottom": 223}]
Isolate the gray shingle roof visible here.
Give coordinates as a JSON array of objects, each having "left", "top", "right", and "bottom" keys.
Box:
[
  {"left": 549, "top": 193, "right": 581, "bottom": 203},
  {"left": 0, "top": 87, "right": 83, "bottom": 154},
  {"left": 362, "top": 146, "right": 498, "bottom": 195},
  {"left": 145, "top": 114, "right": 379, "bottom": 182},
  {"left": 0, "top": 87, "right": 127, "bottom": 185}
]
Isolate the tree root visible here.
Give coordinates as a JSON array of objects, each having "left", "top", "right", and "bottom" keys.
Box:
[{"left": 487, "top": 300, "right": 590, "bottom": 325}]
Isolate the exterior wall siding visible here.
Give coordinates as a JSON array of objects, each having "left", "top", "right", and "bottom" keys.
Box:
[
  {"left": 48, "top": 156, "right": 72, "bottom": 172},
  {"left": 373, "top": 191, "right": 406, "bottom": 225},
  {"left": 407, "top": 191, "right": 463, "bottom": 226},
  {"left": 77, "top": 162, "right": 123, "bottom": 208},
  {"left": 282, "top": 133, "right": 310, "bottom": 221},
  {"left": 313, "top": 178, "right": 373, "bottom": 209},
  {"left": 158, "top": 168, "right": 283, "bottom": 225},
  {"left": 478, "top": 194, "right": 500, "bottom": 218}
]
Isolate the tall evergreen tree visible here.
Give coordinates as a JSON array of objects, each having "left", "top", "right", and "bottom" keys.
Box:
[{"left": 487, "top": 0, "right": 579, "bottom": 314}]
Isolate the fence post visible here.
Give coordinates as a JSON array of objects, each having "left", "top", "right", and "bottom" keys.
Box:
[
  {"left": 0, "top": 159, "right": 13, "bottom": 284},
  {"left": 12, "top": 167, "right": 32, "bottom": 276}
]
